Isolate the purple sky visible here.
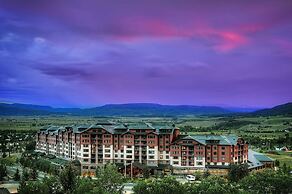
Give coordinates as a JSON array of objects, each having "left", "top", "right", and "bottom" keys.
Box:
[{"left": 0, "top": 0, "right": 292, "bottom": 108}]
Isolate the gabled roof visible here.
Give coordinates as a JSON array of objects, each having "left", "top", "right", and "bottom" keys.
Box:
[
  {"left": 248, "top": 149, "right": 274, "bottom": 169},
  {"left": 173, "top": 134, "right": 239, "bottom": 145},
  {"left": 72, "top": 124, "right": 92, "bottom": 133},
  {"left": 190, "top": 134, "right": 239, "bottom": 145},
  {"left": 37, "top": 122, "right": 180, "bottom": 135},
  {"left": 127, "top": 122, "right": 154, "bottom": 130}
]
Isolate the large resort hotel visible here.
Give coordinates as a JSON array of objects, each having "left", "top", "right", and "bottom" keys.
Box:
[{"left": 35, "top": 122, "right": 274, "bottom": 176}]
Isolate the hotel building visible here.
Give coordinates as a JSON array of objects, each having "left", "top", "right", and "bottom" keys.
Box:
[{"left": 35, "top": 122, "right": 249, "bottom": 175}]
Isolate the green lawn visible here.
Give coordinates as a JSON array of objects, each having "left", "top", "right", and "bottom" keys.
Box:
[{"left": 265, "top": 151, "right": 292, "bottom": 167}]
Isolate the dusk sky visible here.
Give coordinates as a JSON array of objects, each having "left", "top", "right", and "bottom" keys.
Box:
[{"left": 0, "top": 0, "right": 292, "bottom": 108}]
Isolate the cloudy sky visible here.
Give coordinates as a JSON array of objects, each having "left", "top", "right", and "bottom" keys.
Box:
[{"left": 0, "top": 0, "right": 292, "bottom": 108}]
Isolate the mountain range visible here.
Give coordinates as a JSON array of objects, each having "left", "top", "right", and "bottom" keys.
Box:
[
  {"left": 252, "top": 102, "right": 292, "bottom": 116},
  {"left": 0, "top": 102, "right": 291, "bottom": 116}
]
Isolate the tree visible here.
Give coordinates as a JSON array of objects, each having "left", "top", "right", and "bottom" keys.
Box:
[
  {"left": 193, "top": 171, "right": 202, "bottom": 180},
  {"left": 185, "top": 175, "right": 239, "bottom": 194},
  {"left": 22, "top": 168, "right": 30, "bottom": 181},
  {"left": 25, "top": 141, "right": 36, "bottom": 152},
  {"left": 73, "top": 178, "right": 96, "bottom": 194},
  {"left": 2, "top": 151, "right": 7, "bottom": 158},
  {"left": 153, "top": 177, "right": 184, "bottom": 194},
  {"left": 0, "top": 164, "right": 7, "bottom": 181},
  {"left": 228, "top": 163, "right": 249, "bottom": 182},
  {"left": 14, "top": 168, "right": 21, "bottom": 181},
  {"left": 239, "top": 169, "right": 292, "bottom": 194},
  {"left": 281, "top": 163, "right": 290, "bottom": 174},
  {"left": 203, "top": 169, "right": 210, "bottom": 178},
  {"left": 133, "top": 177, "right": 185, "bottom": 194},
  {"left": 275, "top": 159, "right": 280, "bottom": 167},
  {"left": 1, "top": 143, "right": 7, "bottom": 158},
  {"left": 133, "top": 180, "right": 151, "bottom": 194},
  {"left": 42, "top": 176, "right": 63, "bottom": 194},
  {"left": 18, "top": 176, "right": 62, "bottom": 194},
  {"left": 18, "top": 180, "right": 48, "bottom": 194},
  {"left": 142, "top": 167, "right": 150, "bottom": 179},
  {"left": 31, "top": 167, "right": 38, "bottom": 180},
  {"left": 59, "top": 164, "right": 78, "bottom": 193},
  {"left": 95, "top": 164, "right": 125, "bottom": 194}
]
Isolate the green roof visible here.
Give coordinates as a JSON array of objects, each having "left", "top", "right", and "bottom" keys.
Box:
[
  {"left": 248, "top": 149, "right": 274, "bottom": 169},
  {"left": 127, "top": 123, "right": 154, "bottom": 129},
  {"left": 186, "top": 134, "right": 239, "bottom": 145},
  {"left": 254, "top": 154, "right": 274, "bottom": 162},
  {"left": 39, "top": 122, "right": 179, "bottom": 135}
]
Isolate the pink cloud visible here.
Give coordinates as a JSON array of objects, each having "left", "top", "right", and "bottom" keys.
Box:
[
  {"left": 109, "top": 18, "right": 250, "bottom": 52},
  {"left": 213, "top": 31, "right": 248, "bottom": 52}
]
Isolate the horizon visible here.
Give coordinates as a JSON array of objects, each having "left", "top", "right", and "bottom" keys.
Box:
[
  {"left": 1, "top": 1, "right": 292, "bottom": 107},
  {"left": 0, "top": 100, "right": 280, "bottom": 109}
]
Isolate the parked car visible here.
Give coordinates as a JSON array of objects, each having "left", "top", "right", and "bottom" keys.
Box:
[{"left": 186, "top": 175, "right": 196, "bottom": 181}]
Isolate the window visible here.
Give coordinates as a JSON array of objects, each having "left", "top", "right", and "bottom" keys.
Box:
[
  {"left": 83, "top": 154, "right": 89, "bottom": 157},
  {"left": 222, "top": 152, "right": 225, "bottom": 155},
  {"left": 173, "top": 161, "right": 179, "bottom": 165},
  {"left": 149, "top": 156, "right": 155, "bottom": 159},
  {"left": 196, "top": 161, "right": 203, "bottom": 165},
  {"left": 149, "top": 150, "right": 155, "bottom": 154},
  {"left": 221, "top": 146, "right": 225, "bottom": 150}
]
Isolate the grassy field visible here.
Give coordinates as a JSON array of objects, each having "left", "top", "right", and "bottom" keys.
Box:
[
  {"left": 0, "top": 115, "right": 291, "bottom": 147},
  {"left": 265, "top": 151, "right": 292, "bottom": 167},
  {"left": 0, "top": 115, "right": 291, "bottom": 134},
  {"left": 0, "top": 115, "right": 291, "bottom": 167}
]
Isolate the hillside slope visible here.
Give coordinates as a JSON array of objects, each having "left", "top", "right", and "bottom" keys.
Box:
[
  {"left": 0, "top": 103, "right": 231, "bottom": 116},
  {"left": 253, "top": 102, "right": 292, "bottom": 116}
]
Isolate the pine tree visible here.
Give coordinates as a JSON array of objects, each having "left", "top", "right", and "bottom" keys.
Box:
[
  {"left": 31, "top": 167, "right": 38, "bottom": 180},
  {"left": 14, "top": 168, "right": 21, "bottom": 181},
  {"left": 0, "top": 164, "right": 7, "bottom": 181}
]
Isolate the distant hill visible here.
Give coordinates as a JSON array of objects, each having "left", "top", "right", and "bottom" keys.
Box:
[
  {"left": 252, "top": 102, "right": 292, "bottom": 116},
  {"left": 0, "top": 103, "right": 50, "bottom": 116},
  {"left": 82, "top": 103, "right": 231, "bottom": 116},
  {"left": 0, "top": 102, "right": 234, "bottom": 116}
]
